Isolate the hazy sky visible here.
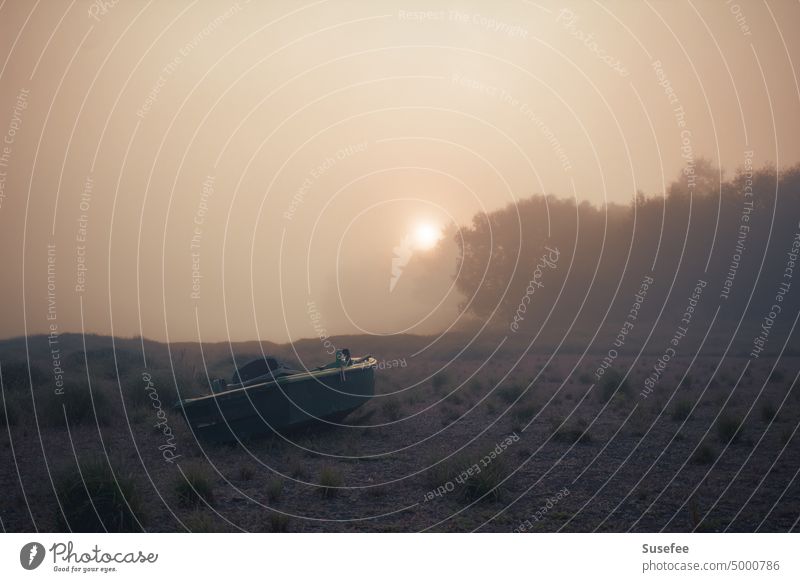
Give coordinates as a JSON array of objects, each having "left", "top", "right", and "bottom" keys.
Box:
[{"left": 1, "top": 0, "right": 799, "bottom": 343}]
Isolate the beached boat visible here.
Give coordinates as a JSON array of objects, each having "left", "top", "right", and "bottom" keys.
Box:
[{"left": 174, "top": 350, "right": 376, "bottom": 443}]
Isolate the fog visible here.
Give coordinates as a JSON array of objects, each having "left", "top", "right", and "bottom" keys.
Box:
[{"left": 1, "top": 0, "right": 799, "bottom": 343}]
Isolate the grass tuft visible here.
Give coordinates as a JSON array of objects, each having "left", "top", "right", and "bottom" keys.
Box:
[
  {"left": 267, "top": 513, "right": 291, "bottom": 532},
  {"left": 670, "top": 399, "right": 693, "bottom": 422},
  {"left": 691, "top": 442, "right": 717, "bottom": 465},
  {"left": 266, "top": 478, "right": 283, "bottom": 503},
  {"left": 174, "top": 464, "right": 215, "bottom": 508},
  {"left": 597, "top": 370, "right": 631, "bottom": 403},
  {"left": 760, "top": 402, "right": 776, "bottom": 423},
  {"left": 54, "top": 459, "right": 144, "bottom": 532},
  {"left": 716, "top": 415, "right": 742, "bottom": 445},
  {"left": 318, "top": 467, "right": 343, "bottom": 498}
]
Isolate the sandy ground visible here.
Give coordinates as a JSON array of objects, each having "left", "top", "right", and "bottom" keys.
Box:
[{"left": 1, "top": 348, "right": 798, "bottom": 533}]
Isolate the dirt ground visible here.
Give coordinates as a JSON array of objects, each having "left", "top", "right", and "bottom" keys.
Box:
[{"left": 1, "top": 339, "right": 798, "bottom": 533}]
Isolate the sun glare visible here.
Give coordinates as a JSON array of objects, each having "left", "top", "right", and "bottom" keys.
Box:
[{"left": 412, "top": 222, "right": 442, "bottom": 250}]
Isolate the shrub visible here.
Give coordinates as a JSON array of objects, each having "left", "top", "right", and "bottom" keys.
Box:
[
  {"left": 380, "top": 399, "right": 403, "bottom": 421},
  {"left": 598, "top": 370, "right": 631, "bottom": 403},
  {"left": 267, "top": 512, "right": 291, "bottom": 532},
  {"left": 0, "top": 394, "right": 19, "bottom": 427},
  {"left": 175, "top": 464, "right": 215, "bottom": 508},
  {"left": 432, "top": 373, "right": 449, "bottom": 390},
  {"left": 318, "top": 467, "right": 342, "bottom": 498},
  {"left": 768, "top": 369, "right": 785, "bottom": 383},
  {"left": 238, "top": 466, "right": 255, "bottom": 481},
  {"left": 760, "top": 402, "right": 776, "bottom": 423},
  {"left": 449, "top": 391, "right": 464, "bottom": 406},
  {"left": 692, "top": 442, "right": 717, "bottom": 464},
  {"left": 670, "top": 399, "right": 693, "bottom": 422},
  {"left": 440, "top": 404, "right": 460, "bottom": 425},
  {"left": 578, "top": 372, "right": 593, "bottom": 384},
  {"left": 39, "top": 381, "right": 113, "bottom": 428},
  {"left": 716, "top": 416, "right": 742, "bottom": 445},
  {"left": 461, "top": 456, "right": 506, "bottom": 502},
  {"left": 183, "top": 511, "right": 219, "bottom": 533},
  {"left": 510, "top": 402, "right": 539, "bottom": 432},
  {"left": 289, "top": 459, "right": 308, "bottom": 480},
  {"left": 426, "top": 455, "right": 461, "bottom": 490},
  {"left": 1, "top": 360, "right": 47, "bottom": 390},
  {"left": 54, "top": 459, "right": 144, "bottom": 532},
  {"left": 553, "top": 421, "right": 592, "bottom": 444},
  {"left": 498, "top": 383, "right": 524, "bottom": 404},
  {"left": 468, "top": 380, "right": 483, "bottom": 394},
  {"left": 780, "top": 429, "right": 792, "bottom": 445},
  {"left": 427, "top": 449, "right": 508, "bottom": 503},
  {"left": 266, "top": 478, "right": 283, "bottom": 502}
]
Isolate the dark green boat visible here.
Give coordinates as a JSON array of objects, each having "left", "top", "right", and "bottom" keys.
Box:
[{"left": 175, "top": 350, "right": 376, "bottom": 443}]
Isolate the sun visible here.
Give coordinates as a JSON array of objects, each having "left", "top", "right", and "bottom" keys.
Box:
[{"left": 411, "top": 222, "right": 442, "bottom": 250}]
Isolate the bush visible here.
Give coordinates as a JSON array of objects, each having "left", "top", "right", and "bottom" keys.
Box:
[
  {"left": 318, "top": 467, "right": 342, "bottom": 498},
  {"left": 426, "top": 449, "right": 508, "bottom": 503},
  {"left": 440, "top": 404, "right": 460, "bottom": 425},
  {"left": 289, "top": 459, "right": 308, "bottom": 479},
  {"left": 84, "top": 348, "right": 140, "bottom": 380},
  {"left": 553, "top": 420, "right": 592, "bottom": 444},
  {"left": 238, "top": 465, "right": 255, "bottom": 481},
  {"left": 183, "top": 511, "right": 220, "bottom": 533},
  {"left": 267, "top": 513, "right": 291, "bottom": 532},
  {"left": 432, "top": 373, "right": 449, "bottom": 390},
  {"left": 498, "top": 383, "right": 524, "bottom": 404},
  {"left": 54, "top": 459, "right": 144, "bottom": 532},
  {"left": 760, "top": 402, "right": 776, "bottom": 423},
  {"left": 426, "top": 455, "right": 462, "bottom": 490},
  {"left": 768, "top": 369, "right": 785, "bottom": 384},
  {"left": 1, "top": 360, "right": 47, "bottom": 390},
  {"left": 692, "top": 442, "right": 717, "bottom": 464},
  {"left": 716, "top": 416, "right": 742, "bottom": 445},
  {"left": 380, "top": 399, "right": 403, "bottom": 421},
  {"left": 266, "top": 478, "right": 283, "bottom": 502},
  {"left": 670, "top": 399, "right": 693, "bottom": 422},
  {"left": 39, "top": 381, "right": 113, "bottom": 428},
  {"left": 598, "top": 370, "right": 631, "bottom": 403},
  {"left": 175, "top": 464, "right": 215, "bottom": 508},
  {"left": 510, "top": 402, "right": 539, "bottom": 432},
  {"left": 0, "top": 394, "right": 19, "bottom": 427},
  {"left": 461, "top": 456, "right": 506, "bottom": 502}
]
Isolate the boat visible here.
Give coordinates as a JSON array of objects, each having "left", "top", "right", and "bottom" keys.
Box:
[{"left": 174, "top": 349, "right": 376, "bottom": 443}]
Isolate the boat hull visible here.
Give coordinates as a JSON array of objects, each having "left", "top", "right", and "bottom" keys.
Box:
[{"left": 175, "top": 358, "right": 375, "bottom": 444}]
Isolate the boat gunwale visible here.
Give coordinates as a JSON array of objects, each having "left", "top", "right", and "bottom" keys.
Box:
[{"left": 176, "top": 356, "right": 378, "bottom": 406}]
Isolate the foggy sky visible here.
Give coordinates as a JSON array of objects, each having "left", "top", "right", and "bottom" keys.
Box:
[{"left": 1, "top": 0, "right": 799, "bottom": 343}]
